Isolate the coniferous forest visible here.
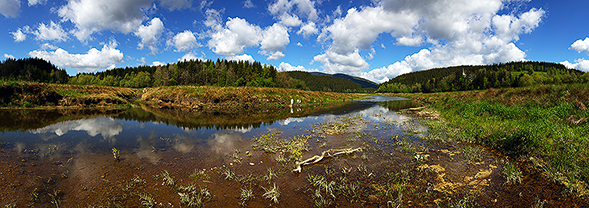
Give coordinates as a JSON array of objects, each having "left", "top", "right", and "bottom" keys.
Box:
[{"left": 0, "top": 58, "right": 70, "bottom": 84}]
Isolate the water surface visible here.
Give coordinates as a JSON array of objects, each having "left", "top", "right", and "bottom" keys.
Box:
[{"left": 0, "top": 97, "right": 582, "bottom": 207}]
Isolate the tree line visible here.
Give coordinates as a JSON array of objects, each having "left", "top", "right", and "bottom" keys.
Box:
[
  {"left": 376, "top": 61, "right": 589, "bottom": 93},
  {"left": 0, "top": 58, "right": 69, "bottom": 84},
  {"left": 0, "top": 58, "right": 373, "bottom": 93},
  {"left": 69, "top": 59, "right": 290, "bottom": 88}
]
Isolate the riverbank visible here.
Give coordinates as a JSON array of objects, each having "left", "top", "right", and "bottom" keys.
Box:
[
  {"left": 383, "top": 84, "right": 589, "bottom": 196},
  {"left": 0, "top": 81, "right": 361, "bottom": 112},
  {"left": 141, "top": 85, "right": 361, "bottom": 113}
]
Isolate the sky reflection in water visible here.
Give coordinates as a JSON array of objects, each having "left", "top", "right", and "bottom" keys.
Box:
[{"left": 1, "top": 97, "right": 415, "bottom": 160}]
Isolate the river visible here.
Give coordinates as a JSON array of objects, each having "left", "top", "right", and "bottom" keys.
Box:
[{"left": 0, "top": 96, "right": 583, "bottom": 207}]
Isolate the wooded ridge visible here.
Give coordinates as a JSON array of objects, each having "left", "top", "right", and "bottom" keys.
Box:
[{"left": 376, "top": 61, "right": 589, "bottom": 93}]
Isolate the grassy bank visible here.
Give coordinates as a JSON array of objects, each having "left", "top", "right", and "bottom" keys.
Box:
[
  {"left": 141, "top": 85, "right": 361, "bottom": 113},
  {"left": 0, "top": 81, "right": 361, "bottom": 112},
  {"left": 385, "top": 84, "right": 589, "bottom": 196},
  {"left": 1, "top": 81, "right": 139, "bottom": 108}
]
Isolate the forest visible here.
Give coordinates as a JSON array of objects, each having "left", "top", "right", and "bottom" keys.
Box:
[
  {"left": 0, "top": 58, "right": 372, "bottom": 93},
  {"left": 376, "top": 61, "right": 589, "bottom": 93},
  {"left": 285, "top": 71, "right": 367, "bottom": 92},
  {"left": 0, "top": 58, "right": 70, "bottom": 84}
]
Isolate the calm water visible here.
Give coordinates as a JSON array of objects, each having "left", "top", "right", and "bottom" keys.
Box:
[{"left": 0, "top": 96, "right": 583, "bottom": 207}]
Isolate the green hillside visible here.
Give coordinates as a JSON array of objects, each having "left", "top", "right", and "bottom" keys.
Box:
[
  {"left": 309, "top": 72, "right": 378, "bottom": 89},
  {"left": 377, "top": 61, "right": 588, "bottom": 93},
  {"left": 285, "top": 71, "right": 366, "bottom": 92}
]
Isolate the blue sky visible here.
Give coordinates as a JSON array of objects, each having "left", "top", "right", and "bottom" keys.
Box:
[{"left": 1, "top": 0, "right": 588, "bottom": 83}]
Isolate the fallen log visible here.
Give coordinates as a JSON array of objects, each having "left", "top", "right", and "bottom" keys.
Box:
[{"left": 293, "top": 147, "right": 363, "bottom": 173}]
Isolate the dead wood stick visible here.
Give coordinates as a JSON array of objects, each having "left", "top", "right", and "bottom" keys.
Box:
[{"left": 293, "top": 147, "right": 362, "bottom": 173}]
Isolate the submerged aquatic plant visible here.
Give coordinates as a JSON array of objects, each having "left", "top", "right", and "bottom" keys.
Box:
[
  {"left": 307, "top": 174, "right": 335, "bottom": 199},
  {"left": 337, "top": 181, "right": 360, "bottom": 202},
  {"left": 160, "top": 170, "right": 175, "bottom": 186},
  {"left": 253, "top": 133, "right": 312, "bottom": 159},
  {"left": 179, "top": 187, "right": 210, "bottom": 207},
  {"left": 190, "top": 169, "right": 210, "bottom": 180},
  {"left": 262, "top": 183, "right": 280, "bottom": 204},
  {"left": 240, "top": 188, "right": 254, "bottom": 202},
  {"left": 341, "top": 166, "right": 352, "bottom": 175},
  {"left": 503, "top": 161, "right": 523, "bottom": 185},
  {"left": 221, "top": 168, "right": 235, "bottom": 180},
  {"left": 112, "top": 147, "right": 120, "bottom": 161},
  {"left": 264, "top": 168, "right": 277, "bottom": 182},
  {"left": 313, "top": 194, "right": 332, "bottom": 208},
  {"left": 461, "top": 146, "right": 483, "bottom": 162},
  {"left": 531, "top": 197, "right": 546, "bottom": 208},
  {"left": 231, "top": 152, "right": 242, "bottom": 164},
  {"left": 139, "top": 193, "right": 155, "bottom": 207},
  {"left": 179, "top": 193, "right": 203, "bottom": 207},
  {"left": 387, "top": 184, "right": 403, "bottom": 208},
  {"left": 448, "top": 196, "right": 476, "bottom": 208},
  {"left": 132, "top": 175, "right": 146, "bottom": 184},
  {"left": 275, "top": 152, "right": 287, "bottom": 163},
  {"left": 414, "top": 153, "right": 428, "bottom": 163}
]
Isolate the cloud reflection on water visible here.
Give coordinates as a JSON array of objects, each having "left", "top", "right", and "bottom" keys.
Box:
[
  {"left": 30, "top": 117, "right": 123, "bottom": 139},
  {"left": 172, "top": 134, "right": 194, "bottom": 154},
  {"left": 208, "top": 130, "right": 243, "bottom": 155}
]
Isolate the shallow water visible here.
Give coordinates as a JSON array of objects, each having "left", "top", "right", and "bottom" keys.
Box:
[{"left": 0, "top": 96, "right": 584, "bottom": 207}]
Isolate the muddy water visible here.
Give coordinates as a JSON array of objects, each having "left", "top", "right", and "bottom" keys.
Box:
[{"left": 0, "top": 96, "right": 585, "bottom": 207}]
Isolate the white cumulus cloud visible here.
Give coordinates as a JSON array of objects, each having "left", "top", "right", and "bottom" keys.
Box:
[
  {"left": 33, "top": 21, "right": 68, "bottom": 42},
  {"left": 562, "top": 59, "right": 589, "bottom": 72},
  {"left": 11, "top": 26, "right": 29, "bottom": 42},
  {"left": 297, "top": 21, "right": 318, "bottom": 38},
  {"left": 278, "top": 62, "right": 317, "bottom": 72},
  {"left": 313, "top": 49, "right": 370, "bottom": 73},
  {"left": 40, "top": 43, "right": 58, "bottom": 50},
  {"left": 178, "top": 52, "right": 203, "bottom": 62},
  {"left": 227, "top": 54, "right": 255, "bottom": 62},
  {"left": 268, "top": 0, "right": 318, "bottom": 21},
  {"left": 279, "top": 13, "right": 302, "bottom": 27},
  {"left": 28, "top": 0, "right": 46, "bottom": 6},
  {"left": 570, "top": 37, "right": 589, "bottom": 54},
  {"left": 207, "top": 17, "right": 262, "bottom": 56},
  {"left": 169, "top": 30, "right": 198, "bottom": 52},
  {"left": 58, "top": 0, "right": 152, "bottom": 41},
  {"left": 29, "top": 40, "right": 124, "bottom": 73},
  {"left": 152, "top": 61, "right": 166, "bottom": 66},
  {"left": 135, "top": 17, "right": 165, "bottom": 54},
  {"left": 316, "top": 0, "right": 544, "bottom": 82},
  {"left": 243, "top": 0, "right": 255, "bottom": 8},
  {"left": 260, "top": 23, "right": 290, "bottom": 60},
  {"left": 0, "top": 0, "right": 20, "bottom": 17},
  {"left": 4, "top": 54, "right": 15, "bottom": 59}
]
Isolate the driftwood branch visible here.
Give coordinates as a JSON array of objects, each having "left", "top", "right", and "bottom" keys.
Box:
[{"left": 293, "top": 147, "right": 362, "bottom": 173}]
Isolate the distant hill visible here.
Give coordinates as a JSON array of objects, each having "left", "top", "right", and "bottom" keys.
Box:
[
  {"left": 309, "top": 72, "right": 378, "bottom": 89},
  {"left": 376, "top": 61, "right": 587, "bottom": 93},
  {"left": 284, "top": 71, "right": 366, "bottom": 92}
]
